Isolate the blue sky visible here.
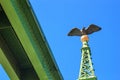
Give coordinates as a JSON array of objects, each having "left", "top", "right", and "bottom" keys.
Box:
[
  {"left": 0, "top": 0, "right": 120, "bottom": 80},
  {"left": 29, "top": 0, "right": 120, "bottom": 80},
  {"left": 30, "top": 0, "right": 120, "bottom": 80},
  {"left": 0, "top": 65, "right": 9, "bottom": 80}
]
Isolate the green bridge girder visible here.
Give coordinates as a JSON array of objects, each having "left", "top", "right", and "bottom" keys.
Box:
[{"left": 0, "top": 0, "right": 63, "bottom": 80}]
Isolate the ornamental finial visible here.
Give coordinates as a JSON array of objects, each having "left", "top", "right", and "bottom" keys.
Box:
[{"left": 68, "top": 24, "right": 101, "bottom": 37}]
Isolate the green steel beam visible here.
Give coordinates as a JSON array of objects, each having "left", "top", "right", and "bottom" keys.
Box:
[
  {"left": 0, "top": 35, "right": 20, "bottom": 80},
  {"left": 0, "top": 0, "right": 63, "bottom": 80},
  {"left": 0, "top": 26, "right": 40, "bottom": 80}
]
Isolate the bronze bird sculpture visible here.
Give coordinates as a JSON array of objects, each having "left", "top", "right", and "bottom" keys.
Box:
[{"left": 68, "top": 24, "right": 101, "bottom": 36}]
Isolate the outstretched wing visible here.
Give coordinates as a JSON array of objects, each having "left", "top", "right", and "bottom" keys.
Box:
[
  {"left": 68, "top": 28, "right": 82, "bottom": 36},
  {"left": 86, "top": 24, "right": 101, "bottom": 35}
]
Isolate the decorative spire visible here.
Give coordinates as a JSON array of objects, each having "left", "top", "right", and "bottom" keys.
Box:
[
  {"left": 68, "top": 24, "right": 101, "bottom": 80},
  {"left": 78, "top": 35, "right": 97, "bottom": 80}
]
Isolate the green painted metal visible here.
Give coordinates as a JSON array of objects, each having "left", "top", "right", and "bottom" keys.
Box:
[
  {"left": 0, "top": 0, "right": 63, "bottom": 80},
  {"left": 78, "top": 41, "right": 97, "bottom": 80},
  {"left": 0, "top": 37, "right": 20, "bottom": 80}
]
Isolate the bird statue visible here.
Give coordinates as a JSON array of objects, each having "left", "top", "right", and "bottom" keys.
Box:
[{"left": 68, "top": 24, "right": 101, "bottom": 36}]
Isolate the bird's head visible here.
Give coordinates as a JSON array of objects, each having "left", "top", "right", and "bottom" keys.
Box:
[{"left": 82, "top": 27, "right": 86, "bottom": 31}]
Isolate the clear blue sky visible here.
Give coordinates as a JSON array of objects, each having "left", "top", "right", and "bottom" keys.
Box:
[
  {"left": 0, "top": 0, "right": 120, "bottom": 80},
  {"left": 29, "top": 0, "right": 120, "bottom": 80}
]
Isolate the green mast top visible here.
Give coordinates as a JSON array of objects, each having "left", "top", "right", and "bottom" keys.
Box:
[
  {"left": 68, "top": 24, "right": 101, "bottom": 80},
  {"left": 78, "top": 35, "right": 97, "bottom": 80}
]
